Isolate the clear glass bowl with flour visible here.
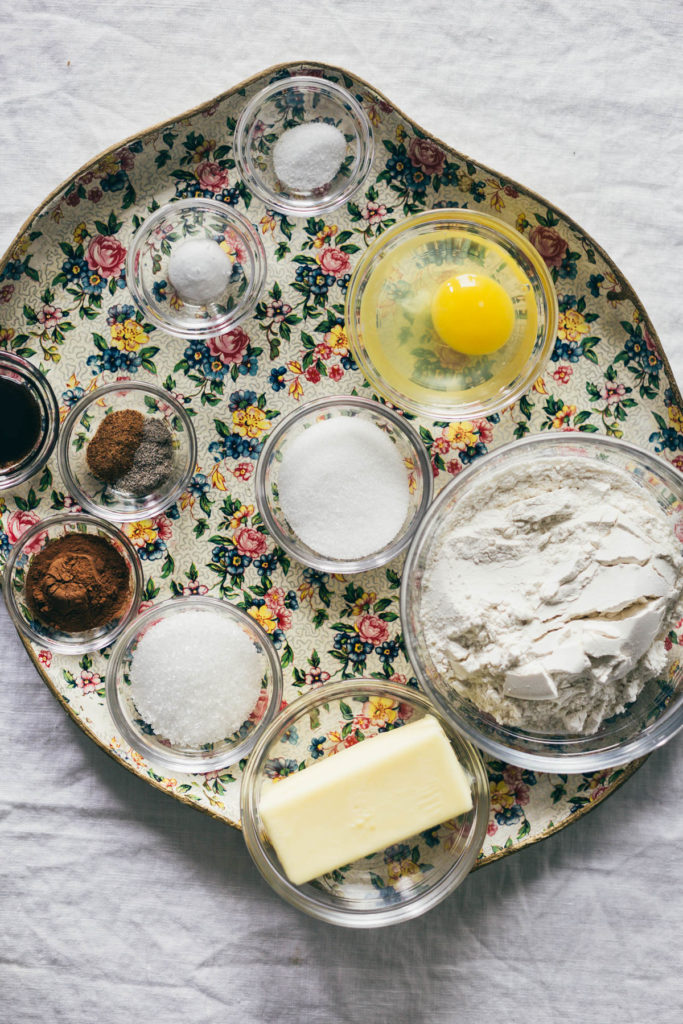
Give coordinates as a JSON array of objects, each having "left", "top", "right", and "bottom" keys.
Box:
[
  {"left": 401, "top": 434, "right": 683, "bottom": 772},
  {"left": 255, "top": 395, "right": 433, "bottom": 573}
]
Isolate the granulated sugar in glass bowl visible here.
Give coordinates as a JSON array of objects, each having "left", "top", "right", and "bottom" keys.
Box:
[
  {"left": 255, "top": 395, "right": 433, "bottom": 573},
  {"left": 235, "top": 75, "right": 374, "bottom": 216},
  {"left": 106, "top": 596, "right": 283, "bottom": 773}
]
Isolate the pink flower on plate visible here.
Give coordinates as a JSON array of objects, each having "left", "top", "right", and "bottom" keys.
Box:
[
  {"left": 234, "top": 526, "right": 267, "bottom": 558},
  {"left": 529, "top": 226, "right": 568, "bottom": 269},
  {"left": 328, "top": 364, "right": 343, "bottom": 382},
  {"left": 600, "top": 382, "right": 626, "bottom": 407},
  {"left": 36, "top": 305, "right": 63, "bottom": 329},
  {"left": 0, "top": 284, "right": 15, "bottom": 302},
  {"left": 153, "top": 515, "right": 173, "bottom": 542},
  {"left": 196, "top": 160, "right": 230, "bottom": 192},
  {"left": 86, "top": 234, "right": 127, "bottom": 279},
  {"left": 317, "top": 247, "right": 351, "bottom": 276},
  {"left": 356, "top": 614, "right": 389, "bottom": 644},
  {"left": 6, "top": 511, "right": 44, "bottom": 554},
  {"left": 233, "top": 461, "right": 254, "bottom": 481},
  {"left": 389, "top": 673, "right": 407, "bottom": 685},
  {"left": 304, "top": 366, "right": 321, "bottom": 384},
  {"left": 38, "top": 649, "right": 52, "bottom": 667},
  {"left": 432, "top": 436, "right": 451, "bottom": 455},
  {"left": 304, "top": 667, "right": 330, "bottom": 688},
  {"left": 552, "top": 364, "right": 573, "bottom": 385},
  {"left": 472, "top": 418, "right": 494, "bottom": 444},
  {"left": 407, "top": 136, "right": 445, "bottom": 177},
  {"left": 362, "top": 200, "right": 388, "bottom": 226},
  {"left": 78, "top": 670, "right": 102, "bottom": 694},
  {"left": 445, "top": 459, "right": 463, "bottom": 477},
  {"left": 207, "top": 327, "right": 250, "bottom": 365},
  {"left": 249, "top": 689, "right": 269, "bottom": 723},
  {"left": 486, "top": 820, "right": 498, "bottom": 837}
]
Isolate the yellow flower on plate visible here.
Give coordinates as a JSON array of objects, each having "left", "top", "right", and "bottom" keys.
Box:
[
  {"left": 362, "top": 696, "right": 399, "bottom": 725},
  {"left": 232, "top": 404, "right": 268, "bottom": 439},
  {"left": 552, "top": 404, "right": 576, "bottom": 429},
  {"left": 259, "top": 213, "right": 276, "bottom": 235},
  {"left": 350, "top": 590, "right": 376, "bottom": 617},
  {"left": 248, "top": 604, "right": 277, "bottom": 634},
  {"left": 557, "top": 309, "right": 589, "bottom": 344},
  {"left": 326, "top": 324, "right": 348, "bottom": 354},
  {"left": 229, "top": 504, "right": 254, "bottom": 529},
  {"left": 490, "top": 780, "right": 514, "bottom": 809},
  {"left": 446, "top": 421, "right": 477, "bottom": 450},
  {"left": 124, "top": 520, "right": 158, "bottom": 546},
  {"left": 111, "top": 319, "right": 147, "bottom": 352},
  {"left": 669, "top": 406, "right": 683, "bottom": 428}
]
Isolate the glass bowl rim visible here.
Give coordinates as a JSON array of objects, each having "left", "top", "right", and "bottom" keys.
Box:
[
  {"left": 240, "top": 677, "right": 490, "bottom": 928},
  {"left": 125, "top": 198, "right": 267, "bottom": 339},
  {"left": 344, "top": 207, "right": 559, "bottom": 421},
  {"left": 254, "top": 394, "right": 435, "bottom": 574},
  {"left": 105, "top": 594, "right": 285, "bottom": 774},
  {"left": 233, "top": 74, "right": 374, "bottom": 216},
  {"left": 2, "top": 511, "right": 144, "bottom": 653},
  {"left": 400, "top": 431, "right": 683, "bottom": 772},
  {"left": 0, "top": 350, "right": 60, "bottom": 491},
  {"left": 56, "top": 379, "right": 198, "bottom": 523}
]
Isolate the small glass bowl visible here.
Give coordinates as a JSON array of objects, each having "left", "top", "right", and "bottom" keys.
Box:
[
  {"left": 234, "top": 75, "right": 374, "bottom": 216},
  {"left": 3, "top": 512, "right": 144, "bottom": 654},
  {"left": 106, "top": 596, "right": 284, "bottom": 774},
  {"left": 241, "top": 679, "right": 489, "bottom": 928},
  {"left": 126, "top": 198, "right": 267, "bottom": 339},
  {"left": 401, "top": 434, "right": 683, "bottom": 773},
  {"left": 57, "top": 381, "right": 197, "bottom": 522},
  {"left": 345, "top": 208, "right": 559, "bottom": 421},
  {"left": 254, "top": 395, "right": 434, "bottom": 574},
  {"left": 0, "top": 351, "right": 59, "bottom": 491}
]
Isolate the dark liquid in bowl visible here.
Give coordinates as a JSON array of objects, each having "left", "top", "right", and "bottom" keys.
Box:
[{"left": 0, "top": 376, "right": 42, "bottom": 468}]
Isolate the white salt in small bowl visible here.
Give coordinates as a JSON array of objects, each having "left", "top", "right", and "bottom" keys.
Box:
[
  {"left": 58, "top": 381, "right": 197, "bottom": 523},
  {"left": 254, "top": 395, "right": 433, "bottom": 574},
  {"left": 126, "top": 198, "right": 266, "bottom": 339},
  {"left": 106, "top": 596, "right": 283, "bottom": 774},
  {"left": 234, "top": 75, "right": 374, "bottom": 216}
]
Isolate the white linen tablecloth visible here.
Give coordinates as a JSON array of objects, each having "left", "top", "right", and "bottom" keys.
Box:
[{"left": 1, "top": 2, "right": 681, "bottom": 1021}]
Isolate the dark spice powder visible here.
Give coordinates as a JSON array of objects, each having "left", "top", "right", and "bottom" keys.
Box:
[
  {"left": 25, "top": 533, "right": 131, "bottom": 633},
  {"left": 0, "top": 376, "right": 42, "bottom": 469},
  {"left": 86, "top": 409, "right": 145, "bottom": 482}
]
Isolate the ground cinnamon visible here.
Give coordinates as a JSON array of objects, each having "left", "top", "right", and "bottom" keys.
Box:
[
  {"left": 86, "top": 408, "right": 145, "bottom": 482},
  {"left": 25, "top": 533, "right": 131, "bottom": 632}
]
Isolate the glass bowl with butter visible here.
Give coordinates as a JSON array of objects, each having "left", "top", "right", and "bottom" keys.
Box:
[
  {"left": 401, "top": 434, "right": 683, "bottom": 773},
  {"left": 240, "top": 679, "right": 489, "bottom": 928},
  {"left": 344, "top": 209, "right": 558, "bottom": 421}
]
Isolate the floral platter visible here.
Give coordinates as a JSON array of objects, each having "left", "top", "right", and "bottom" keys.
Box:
[{"left": 1, "top": 61, "right": 681, "bottom": 880}]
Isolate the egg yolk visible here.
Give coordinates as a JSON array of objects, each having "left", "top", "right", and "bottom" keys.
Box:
[{"left": 430, "top": 273, "right": 515, "bottom": 356}]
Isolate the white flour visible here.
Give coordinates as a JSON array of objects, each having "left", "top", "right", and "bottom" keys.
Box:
[{"left": 421, "top": 457, "right": 682, "bottom": 734}]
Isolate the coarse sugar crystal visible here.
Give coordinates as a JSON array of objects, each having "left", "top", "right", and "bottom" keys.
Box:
[
  {"left": 129, "top": 608, "right": 264, "bottom": 745},
  {"left": 277, "top": 416, "right": 410, "bottom": 560}
]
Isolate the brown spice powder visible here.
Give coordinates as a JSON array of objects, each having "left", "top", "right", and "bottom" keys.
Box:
[
  {"left": 26, "top": 533, "right": 132, "bottom": 633},
  {"left": 86, "top": 409, "right": 145, "bottom": 482}
]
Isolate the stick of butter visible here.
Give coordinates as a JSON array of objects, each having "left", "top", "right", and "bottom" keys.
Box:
[{"left": 259, "top": 714, "right": 473, "bottom": 886}]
